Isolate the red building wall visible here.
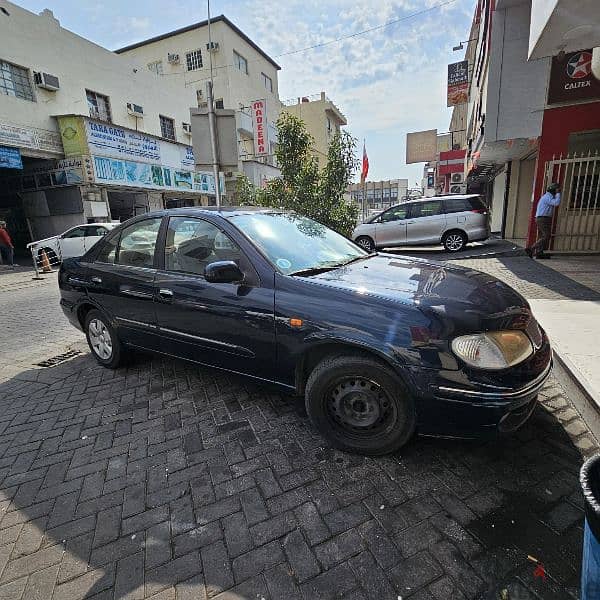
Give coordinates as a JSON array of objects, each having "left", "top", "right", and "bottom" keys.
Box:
[{"left": 527, "top": 101, "right": 600, "bottom": 244}]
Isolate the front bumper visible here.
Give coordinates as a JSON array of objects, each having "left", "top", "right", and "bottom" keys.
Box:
[{"left": 415, "top": 358, "right": 552, "bottom": 438}]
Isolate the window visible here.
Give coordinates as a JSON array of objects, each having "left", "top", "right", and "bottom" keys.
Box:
[
  {"left": 84, "top": 225, "right": 109, "bottom": 237},
  {"left": 160, "top": 115, "right": 176, "bottom": 141},
  {"left": 261, "top": 72, "right": 273, "bottom": 92},
  {"left": 186, "top": 49, "right": 203, "bottom": 71},
  {"left": 62, "top": 227, "right": 87, "bottom": 239},
  {"left": 411, "top": 200, "right": 443, "bottom": 218},
  {"left": 380, "top": 206, "right": 409, "bottom": 223},
  {"left": 444, "top": 198, "right": 473, "bottom": 214},
  {"left": 166, "top": 217, "right": 243, "bottom": 276},
  {"left": 0, "top": 60, "right": 34, "bottom": 101},
  {"left": 116, "top": 218, "right": 162, "bottom": 268},
  {"left": 147, "top": 60, "right": 163, "bottom": 75},
  {"left": 86, "top": 90, "right": 111, "bottom": 122},
  {"left": 215, "top": 98, "right": 224, "bottom": 109},
  {"left": 327, "top": 117, "right": 332, "bottom": 136},
  {"left": 234, "top": 51, "right": 248, "bottom": 75},
  {"left": 96, "top": 234, "right": 118, "bottom": 264}
]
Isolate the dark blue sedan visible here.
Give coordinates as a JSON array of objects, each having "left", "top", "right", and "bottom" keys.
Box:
[{"left": 58, "top": 208, "right": 552, "bottom": 455}]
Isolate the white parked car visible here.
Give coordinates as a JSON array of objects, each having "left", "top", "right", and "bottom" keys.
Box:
[{"left": 28, "top": 223, "right": 119, "bottom": 266}]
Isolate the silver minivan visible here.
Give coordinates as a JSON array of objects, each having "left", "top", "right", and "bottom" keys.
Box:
[{"left": 352, "top": 195, "right": 490, "bottom": 253}]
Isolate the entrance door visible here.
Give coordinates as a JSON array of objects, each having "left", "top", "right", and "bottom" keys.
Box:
[
  {"left": 153, "top": 216, "right": 275, "bottom": 381},
  {"left": 405, "top": 200, "right": 447, "bottom": 244},
  {"left": 374, "top": 204, "right": 410, "bottom": 247}
]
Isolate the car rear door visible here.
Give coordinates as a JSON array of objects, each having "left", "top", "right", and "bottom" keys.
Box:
[
  {"left": 153, "top": 215, "right": 276, "bottom": 381},
  {"left": 405, "top": 200, "right": 447, "bottom": 244},
  {"left": 59, "top": 226, "right": 87, "bottom": 259},
  {"left": 86, "top": 217, "right": 163, "bottom": 349},
  {"left": 374, "top": 204, "right": 410, "bottom": 247}
]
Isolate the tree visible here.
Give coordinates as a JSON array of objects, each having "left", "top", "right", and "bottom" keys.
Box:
[{"left": 237, "top": 112, "right": 359, "bottom": 238}]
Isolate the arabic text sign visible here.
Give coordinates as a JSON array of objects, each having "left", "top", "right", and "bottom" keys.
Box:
[
  {"left": 447, "top": 60, "right": 469, "bottom": 107},
  {"left": 86, "top": 121, "right": 161, "bottom": 163}
]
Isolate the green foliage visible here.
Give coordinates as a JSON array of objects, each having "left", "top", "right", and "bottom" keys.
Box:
[{"left": 236, "top": 112, "right": 359, "bottom": 238}]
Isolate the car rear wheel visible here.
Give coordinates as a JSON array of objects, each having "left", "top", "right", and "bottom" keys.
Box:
[
  {"left": 442, "top": 230, "right": 467, "bottom": 252},
  {"left": 85, "top": 309, "right": 123, "bottom": 369},
  {"left": 305, "top": 355, "right": 416, "bottom": 455},
  {"left": 355, "top": 236, "right": 375, "bottom": 252}
]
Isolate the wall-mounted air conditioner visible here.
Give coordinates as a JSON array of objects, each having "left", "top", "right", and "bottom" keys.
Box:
[
  {"left": 34, "top": 72, "right": 60, "bottom": 91},
  {"left": 450, "top": 184, "right": 468, "bottom": 194},
  {"left": 167, "top": 53, "right": 180, "bottom": 64},
  {"left": 127, "top": 102, "right": 144, "bottom": 117},
  {"left": 206, "top": 41, "right": 219, "bottom": 52},
  {"left": 182, "top": 122, "right": 192, "bottom": 135},
  {"left": 450, "top": 172, "right": 464, "bottom": 184}
]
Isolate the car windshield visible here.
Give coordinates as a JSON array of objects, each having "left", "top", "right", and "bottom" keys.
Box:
[{"left": 230, "top": 213, "right": 367, "bottom": 275}]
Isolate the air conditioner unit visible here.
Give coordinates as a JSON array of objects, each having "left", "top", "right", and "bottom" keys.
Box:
[
  {"left": 33, "top": 72, "right": 59, "bottom": 91},
  {"left": 167, "top": 53, "right": 180, "bottom": 64},
  {"left": 206, "top": 41, "right": 219, "bottom": 52},
  {"left": 450, "top": 184, "right": 468, "bottom": 194},
  {"left": 450, "top": 172, "right": 464, "bottom": 184},
  {"left": 126, "top": 102, "right": 144, "bottom": 117},
  {"left": 182, "top": 122, "right": 192, "bottom": 135}
]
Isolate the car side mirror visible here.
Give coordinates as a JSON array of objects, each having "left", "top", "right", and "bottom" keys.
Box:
[{"left": 204, "top": 260, "right": 244, "bottom": 284}]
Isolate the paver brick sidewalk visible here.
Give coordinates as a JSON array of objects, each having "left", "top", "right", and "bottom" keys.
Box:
[{"left": 0, "top": 348, "right": 595, "bottom": 600}]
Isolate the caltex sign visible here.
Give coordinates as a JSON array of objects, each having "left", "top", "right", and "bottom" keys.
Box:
[
  {"left": 548, "top": 50, "right": 600, "bottom": 105},
  {"left": 251, "top": 99, "right": 269, "bottom": 157}
]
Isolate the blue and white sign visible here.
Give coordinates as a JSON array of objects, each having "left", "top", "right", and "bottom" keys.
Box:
[
  {"left": 0, "top": 145, "right": 23, "bottom": 169},
  {"left": 86, "top": 121, "right": 161, "bottom": 163}
]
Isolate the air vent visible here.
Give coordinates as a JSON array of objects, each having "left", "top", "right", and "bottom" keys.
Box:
[
  {"left": 34, "top": 72, "right": 60, "bottom": 91},
  {"left": 182, "top": 122, "right": 192, "bottom": 135},
  {"left": 450, "top": 172, "right": 464, "bottom": 184},
  {"left": 450, "top": 184, "right": 468, "bottom": 194},
  {"left": 167, "top": 53, "right": 180, "bottom": 64},
  {"left": 126, "top": 102, "right": 144, "bottom": 117}
]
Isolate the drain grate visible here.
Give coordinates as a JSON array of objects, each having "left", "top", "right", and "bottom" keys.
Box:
[{"left": 36, "top": 349, "right": 81, "bottom": 368}]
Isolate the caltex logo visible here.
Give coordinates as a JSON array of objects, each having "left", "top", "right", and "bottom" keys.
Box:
[{"left": 566, "top": 51, "right": 592, "bottom": 79}]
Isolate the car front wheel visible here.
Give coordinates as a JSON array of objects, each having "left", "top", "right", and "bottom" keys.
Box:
[
  {"left": 355, "top": 236, "right": 375, "bottom": 252},
  {"left": 85, "top": 309, "right": 123, "bottom": 369},
  {"left": 305, "top": 355, "right": 416, "bottom": 455}
]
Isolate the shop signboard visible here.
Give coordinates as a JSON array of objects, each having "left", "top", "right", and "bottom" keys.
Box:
[
  {"left": 548, "top": 50, "right": 600, "bottom": 105},
  {"left": 447, "top": 60, "right": 469, "bottom": 107},
  {"left": 0, "top": 121, "right": 62, "bottom": 155},
  {"left": 0, "top": 146, "right": 23, "bottom": 169}
]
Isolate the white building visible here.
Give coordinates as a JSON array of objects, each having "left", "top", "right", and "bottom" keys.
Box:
[{"left": 116, "top": 16, "right": 282, "bottom": 194}]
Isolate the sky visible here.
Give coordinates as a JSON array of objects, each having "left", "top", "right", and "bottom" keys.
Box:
[{"left": 16, "top": 0, "right": 475, "bottom": 186}]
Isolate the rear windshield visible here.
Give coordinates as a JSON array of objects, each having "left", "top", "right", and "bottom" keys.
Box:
[{"left": 444, "top": 197, "right": 486, "bottom": 213}]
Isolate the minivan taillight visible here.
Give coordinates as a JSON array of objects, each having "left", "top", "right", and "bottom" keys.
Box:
[{"left": 471, "top": 209, "right": 487, "bottom": 214}]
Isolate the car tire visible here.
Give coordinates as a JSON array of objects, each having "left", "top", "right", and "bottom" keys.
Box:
[
  {"left": 305, "top": 355, "right": 416, "bottom": 455},
  {"left": 355, "top": 236, "right": 375, "bottom": 252},
  {"left": 442, "top": 230, "right": 467, "bottom": 252},
  {"left": 84, "top": 309, "right": 124, "bottom": 369}
]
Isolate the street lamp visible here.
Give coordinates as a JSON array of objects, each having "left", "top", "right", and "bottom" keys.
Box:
[{"left": 453, "top": 39, "right": 478, "bottom": 52}]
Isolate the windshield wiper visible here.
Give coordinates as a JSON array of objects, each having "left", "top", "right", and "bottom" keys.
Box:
[
  {"left": 338, "top": 254, "right": 375, "bottom": 267},
  {"left": 288, "top": 265, "right": 339, "bottom": 277}
]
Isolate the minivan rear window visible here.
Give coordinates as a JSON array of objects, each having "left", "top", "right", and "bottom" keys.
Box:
[{"left": 445, "top": 197, "right": 486, "bottom": 213}]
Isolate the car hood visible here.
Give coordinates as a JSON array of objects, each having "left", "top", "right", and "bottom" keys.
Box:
[{"left": 306, "top": 253, "right": 529, "bottom": 330}]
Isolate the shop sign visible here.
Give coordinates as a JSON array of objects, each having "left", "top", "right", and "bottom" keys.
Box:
[
  {"left": 251, "top": 99, "right": 268, "bottom": 156},
  {"left": 406, "top": 129, "right": 438, "bottom": 164},
  {"left": 548, "top": 50, "right": 600, "bottom": 105},
  {"left": 447, "top": 60, "right": 469, "bottom": 107},
  {"left": 86, "top": 120, "right": 161, "bottom": 163},
  {"left": 0, "top": 121, "right": 62, "bottom": 154},
  {"left": 0, "top": 146, "right": 23, "bottom": 169}
]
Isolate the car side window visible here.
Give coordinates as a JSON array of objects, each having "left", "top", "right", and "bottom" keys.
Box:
[
  {"left": 165, "top": 217, "right": 243, "bottom": 276},
  {"left": 116, "top": 218, "right": 162, "bottom": 268},
  {"left": 380, "top": 205, "right": 409, "bottom": 223},
  {"left": 444, "top": 199, "right": 471, "bottom": 214},
  {"left": 96, "top": 234, "right": 118, "bottom": 264},
  {"left": 85, "top": 226, "right": 108, "bottom": 237},
  {"left": 63, "top": 227, "right": 86, "bottom": 238},
  {"left": 411, "top": 201, "right": 443, "bottom": 218}
]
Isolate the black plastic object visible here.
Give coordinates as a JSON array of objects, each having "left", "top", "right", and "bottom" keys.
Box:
[{"left": 581, "top": 453, "right": 600, "bottom": 542}]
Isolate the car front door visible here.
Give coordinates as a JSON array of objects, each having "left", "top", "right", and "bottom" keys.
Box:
[
  {"left": 59, "top": 226, "right": 87, "bottom": 259},
  {"left": 405, "top": 200, "right": 447, "bottom": 244},
  {"left": 86, "top": 217, "right": 163, "bottom": 349},
  {"left": 374, "top": 204, "right": 410, "bottom": 247},
  {"left": 153, "top": 216, "right": 276, "bottom": 381}
]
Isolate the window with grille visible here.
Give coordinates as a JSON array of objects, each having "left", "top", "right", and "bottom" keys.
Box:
[
  {"left": 261, "top": 72, "right": 273, "bottom": 92},
  {"left": 147, "top": 60, "right": 163, "bottom": 75},
  {"left": 0, "top": 60, "right": 34, "bottom": 101},
  {"left": 185, "top": 49, "right": 203, "bottom": 71},
  {"left": 86, "top": 90, "right": 112, "bottom": 122},
  {"left": 234, "top": 51, "right": 248, "bottom": 75},
  {"left": 160, "top": 115, "right": 176, "bottom": 141}
]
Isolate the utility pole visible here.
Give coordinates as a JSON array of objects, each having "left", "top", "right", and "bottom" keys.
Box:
[{"left": 206, "top": 0, "right": 221, "bottom": 207}]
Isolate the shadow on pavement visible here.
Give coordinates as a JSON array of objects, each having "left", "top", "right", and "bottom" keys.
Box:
[{"left": 0, "top": 350, "right": 594, "bottom": 599}]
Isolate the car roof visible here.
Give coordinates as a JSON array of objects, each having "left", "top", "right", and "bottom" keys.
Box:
[
  {"left": 142, "top": 207, "right": 287, "bottom": 220},
  {"left": 403, "top": 194, "right": 481, "bottom": 204}
]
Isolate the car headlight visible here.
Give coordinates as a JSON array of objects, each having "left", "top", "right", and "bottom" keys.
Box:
[{"left": 451, "top": 330, "right": 533, "bottom": 370}]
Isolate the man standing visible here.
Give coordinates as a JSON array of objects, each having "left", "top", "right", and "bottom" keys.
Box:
[
  {"left": 0, "top": 221, "right": 15, "bottom": 268},
  {"left": 527, "top": 183, "right": 561, "bottom": 259}
]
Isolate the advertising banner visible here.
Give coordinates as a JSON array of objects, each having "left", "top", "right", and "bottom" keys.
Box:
[
  {"left": 0, "top": 121, "right": 62, "bottom": 155},
  {"left": 0, "top": 145, "right": 23, "bottom": 169},
  {"left": 86, "top": 121, "right": 161, "bottom": 163},
  {"left": 406, "top": 129, "right": 438, "bottom": 164},
  {"left": 548, "top": 50, "right": 600, "bottom": 105},
  {"left": 251, "top": 99, "right": 269, "bottom": 156},
  {"left": 447, "top": 60, "right": 469, "bottom": 107}
]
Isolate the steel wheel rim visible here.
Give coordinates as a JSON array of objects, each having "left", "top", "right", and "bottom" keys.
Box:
[
  {"left": 357, "top": 238, "right": 372, "bottom": 251},
  {"left": 446, "top": 234, "right": 464, "bottom": 251},
  {"left": 88, "top": 318, "right": 113, "bottom": 360},
  {"left": 326, "top": 377, "right": 397, "bottom": 438}
]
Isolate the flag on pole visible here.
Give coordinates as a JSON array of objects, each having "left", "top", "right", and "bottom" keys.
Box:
[{"left": 360, "top": 141, "right": 369, "bottom": 184}]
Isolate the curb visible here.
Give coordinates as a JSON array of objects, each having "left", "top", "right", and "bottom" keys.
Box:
[{"left": 552, "top": 349, "right": 600, "bottom": 442}]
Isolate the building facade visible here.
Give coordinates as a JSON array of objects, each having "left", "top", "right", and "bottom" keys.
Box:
[
  {"left": 282, "top": 93, "right": 347, "bottom": 168},
  {"left": 347, "top": 179, "right": 409, "bottom": 212}
]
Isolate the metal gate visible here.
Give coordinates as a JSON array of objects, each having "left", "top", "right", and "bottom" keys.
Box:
[{"left": 544, "top": 152, "right": 600, "bottom": 253}]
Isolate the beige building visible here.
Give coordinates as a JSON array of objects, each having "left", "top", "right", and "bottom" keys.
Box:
[
  {"left": 347, "top": 179, "right": 409, "bottom": 211},
  {"left": 282, "top": 92, "right": 347, "bottom": 168}
]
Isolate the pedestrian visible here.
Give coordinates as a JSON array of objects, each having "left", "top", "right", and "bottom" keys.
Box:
[
  {"left": 526, "top": 183, "right": 561, "bottom": 259},
  {"left": 0, "top": 220, "right": 15, "bottom": 268}
]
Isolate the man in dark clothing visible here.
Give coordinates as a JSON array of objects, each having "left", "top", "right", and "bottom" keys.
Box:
[
  {"left": 526, "top": 183, "right": 561, "bottom": 259},
  {"left": 0, "top": 221, "right": 15, "bottom": 267}
]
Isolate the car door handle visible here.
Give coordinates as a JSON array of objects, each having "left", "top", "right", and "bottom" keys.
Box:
[
  {"left": 90, "top": 276, "right": 102, "bottom": 284},
  {"left": 158, "top": 288, "right": 174, "bottom": 301},
  {"left": 405, "top": 221, "right": 415, "bottom": 224}
]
